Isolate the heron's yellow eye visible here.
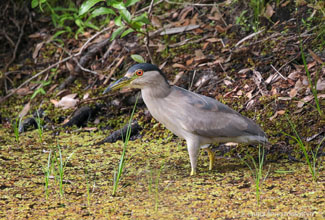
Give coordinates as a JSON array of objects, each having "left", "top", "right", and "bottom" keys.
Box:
[{"left": 136, "top": 69, "right": 143, "bottom": 76}]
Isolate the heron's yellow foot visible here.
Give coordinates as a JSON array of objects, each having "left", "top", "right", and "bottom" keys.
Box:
[
  {"left": 206, "top": 148, "right": 215, "bottom": 171},
  {"left": 190, "top": 169, "right": 196, "bottom": 176}
]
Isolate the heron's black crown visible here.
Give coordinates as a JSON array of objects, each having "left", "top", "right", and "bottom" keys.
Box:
[{"left": 127, "top": 63, "right": 169, "bottom": 84}]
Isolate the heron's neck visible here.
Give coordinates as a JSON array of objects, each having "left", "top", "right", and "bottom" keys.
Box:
[{"left": 141, "top": 81, "right": 171, "bottom": 99}]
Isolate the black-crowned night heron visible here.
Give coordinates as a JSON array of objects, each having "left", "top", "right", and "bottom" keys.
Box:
[{"left": 103, "top": 63, "right": 267, "bottom": 175}]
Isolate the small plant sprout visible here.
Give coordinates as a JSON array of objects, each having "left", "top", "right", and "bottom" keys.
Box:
[
  {"left": 241, "top": 145, "right": 270, "bottom": 205},
  {"left": 284, "top": 114, "right": 324, "bottom": 181},
  {"left": 56, "top": 144, "right": 75, "bottom": 196},
  {"left": 155, "top": 160, "right": 165, "bottom": 212},
  {"left": 112, "top": 96, "right": 139, "bottom": 196},
  {"left": 85, "top": 168, "right": 91, "bottom": 207},
  {"left": 13, "top": 117, "right": 21, "bottom": 143},
  {"left": 44, "top": 150, "right": 52, "bottom": 199}
]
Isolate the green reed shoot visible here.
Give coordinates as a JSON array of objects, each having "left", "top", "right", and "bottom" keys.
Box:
[{"left": 112, "top": 96, "right": 139, "bottom": 196}]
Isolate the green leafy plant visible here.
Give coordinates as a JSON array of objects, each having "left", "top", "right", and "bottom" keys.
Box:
[
  {"left": 112, "top": 95, "right": 139, "bottom": 196},
  {"left": 30, "top": 79, "right": 51, "bottom": 100},
  {"left": 31, "top": 0, "right": 149, "bottom": 40},
  {"left": 57, "top": 145, "right": 75, "bottom": 196},
  {"left": 131, "top": 54, "right": 146, "bottom": 63},
  {"left": 13, "top": 117, "right": 21, "bottom": 143},
  {"left": 241, "top": 145, "right": 269, "bottom": 205},
  {"left": 44, "top": 144, "right": 75, "bottom": 197},
  {"left": 249, "top": 0, "right": 265, "bottom": 31},
  {"left": 283, "top": 114, "right": 324, "bottom": 181}
]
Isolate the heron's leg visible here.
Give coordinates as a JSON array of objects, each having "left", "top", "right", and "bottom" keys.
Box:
[
  {"left": 206, "top": 148, "right": 216, "bottom": 171},
  {"left": 186, "top": 139, "right": 200, "bottom": 176}
]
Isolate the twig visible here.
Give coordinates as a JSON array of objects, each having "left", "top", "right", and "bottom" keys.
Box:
[
  {"left": 103, "top": 39, "right": 116, "bottom": 61},
  {"left": 1, "top": 30, "right": 15, "bottom": 47},
  {"left": 4, "top": 18, "right": 26, "bottom": 72},
  {"left": 54, "top": 41, "right": 99, "bottom": 75},
  {"left": 270, "top": 64, "right": 287, "bottom": 80},
  {"left": 235, "top": 29, "right": 265, "bottom": 47},
  {"left": 74, "top": 58, "right": 98, "bottom": 75},
  {"left": 78, "top": 26, "right": 113, "bottom": 56},
  {"left": 136, "top": 0, "right": 164, "bottom": 14},
  {"left": 145, "top": 0, "right": 155, "bottom": 64},
  {"left": 165, "top": 0, "right": 223, "bottom": 7},
  {"left": 169, "top": 35, "right": 209, "bottom": 48}
]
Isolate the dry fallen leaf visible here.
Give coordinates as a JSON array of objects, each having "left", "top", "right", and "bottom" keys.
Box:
[
  {"left": 265, "top": 3, "right": 274, "bottom": 18},
  {"left": 194, "top": 49, "right": 205, "bottom": 61},
  {"left": 53, "top": 94, "right": 79, "bottom": 109},
  {"left": 16, "top": 87, "right": 32, "bottom": 96},
  {"left": 308, "top": 49, "right": 324, "bottom": 64},
  {"left": 224, "top": 79, "right": 232, "bottom": 86},
  {"left": 186, "top": 58, "right": 194, "bottom": 66},
  {"left": 33, "top": 42, "right": 44, "bottom": 59},
  {"left": 289, "top": 88, "right": 297, "bottom": 98},
  {"left": 19, "top": 102, "right": 31, "bottom": 119},
  {"left": 316, "top": 78, "right": 325, "bottom": 91},
  {"left": 270, "top": 110, "right": 285, "bottom": 121},
  {"left": 206, "top": 38, "right": 220, "bottom": 43},
  {"left": 172, "top": 63, "right": 187, "bottom": 69}
]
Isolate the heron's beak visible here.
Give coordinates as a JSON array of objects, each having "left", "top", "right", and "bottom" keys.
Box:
[{"left": 103, "top": 76, "right": 133, "bottom": 94}]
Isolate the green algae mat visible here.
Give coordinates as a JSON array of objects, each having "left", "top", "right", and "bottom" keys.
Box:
[{"left": 0, "top": 127, "right": 324, "bottom": 219}]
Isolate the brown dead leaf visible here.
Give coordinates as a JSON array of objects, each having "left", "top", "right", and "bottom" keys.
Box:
[
  {"left": 296, "top": 94, "right": 325, "bottom": 108},
  {"left": 29, "top": 33, "right": 42, "bottom": 38},
  {"left": 33, "top": 42, "right": 44, "bottom": 59},
  {"left": 270, "top": 110, "right": 285, "bottom": 121},
  {"left": 265, "top": 3, "right": 274, "bottom": 18},
  {"left": 172, "top": 63, "right": 187, "bottom": 69},
  {"left": 151, "top": 15, "right": 162, "bottom": 28},
  {"left": 206, "top": 38, "right": 220, "bottom": 43},
  {"left": 307, "top": 61, "right": 316, "bottom": 69},
  {"left": 190, "top": 13, "right": 198, "bottom": 25},
  {"left": 186, "top": 58, "right": 194, "bottom": 66},
  {"left": 208, "top": 6, "right": 222, "bottom": 21},
  {"left": 287, "top": 70, "right": 300, "bottom": 80},
  {"left": 294, "top": 79, "right": 304, "bottom": 91},
  {"left": 83, "top": 127, "right": 98, "bottom": 131},
  {"left": 224, "top": 79, "right": 232, "bottom": 86},
  {"left": 308, "top": 49, "right": 324, "bottom": 64},
  {"left": 246, "top": 89, "right": 253, "bottom": 99},
  {"left": 297, "top": 95, "right": 314, "bottom": 108},
  {"left": 316, "top": 79, "right": 325, "bottom": 91},
  {"left": 16, "top": 87, "right": 32, "bottom": 96},
  {"left": 281, "top": 0, "right": 290, "bottom": 7},
  {"left": 289, "top": 88, "right": 297, "bottom": 98},
  {"left": 215, "top": 25, "right": 226, "bottom": 33},
  {"left": 195, "top": 50, "right": 205, "bottom": 60},
  {"left": 48, "top": 84, "right": 58, "bottom": 93},
  {"left": 54, "top": 94, "right": 79, "bottom": 109},
  {"left": 179, "top": 6, "right": 194, "bottom": 21},
  {"left": 202, "top": 42, "right": 209, "bottom": 50},
  {"left": 19, "top": 102, "right": 31, "bottom": 119},
  {"left": 66, "top": 62, "right": 74, "bottom": 73},
  {"left": 56, "top": 89, "right": 70, "bottom": 98}
]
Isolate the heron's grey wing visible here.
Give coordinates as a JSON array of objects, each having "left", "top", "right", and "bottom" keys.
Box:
[{"left": 170, "top": 86, "right": 265, "bottom": 138}]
